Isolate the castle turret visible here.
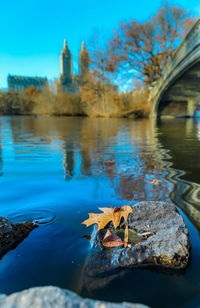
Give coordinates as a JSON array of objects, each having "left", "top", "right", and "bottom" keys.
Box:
[
  {"left": 79, "top": 41, "right": 90, "bottom": 78},
  {"left": 60, "top": 40, "right": 72, "bottom": 80}
]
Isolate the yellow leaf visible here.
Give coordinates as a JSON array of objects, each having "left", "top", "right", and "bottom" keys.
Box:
[
  {"left": 82, "top": 208, "right": 113, "bottom": 231},
  {"left": 124, "top": 224, "right": 129, "bottom": 248},
  {"left": 112, "top": 207, "right": 122, "bottom": 228},
  {"left": 82, "top": 204, "right": 133, "bottom": 231},
  {"left": 82, "top": 213, "right": 101, "bottom": 227},
  {"left": 121, "top": 205, "right": 133, "bottom": 222}
]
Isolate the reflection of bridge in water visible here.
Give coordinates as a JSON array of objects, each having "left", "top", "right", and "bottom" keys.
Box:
[
  {"left": 166, "top": 168, "right": 200, "bottom": 233},
  {"left": 157, "top": 119, "right": 200, "bottom": 232},
  {"left": 151, "top": 19, "right": 200, "bottom": 118}
]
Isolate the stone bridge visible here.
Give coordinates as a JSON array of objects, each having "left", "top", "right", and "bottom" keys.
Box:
[{"left": 150, "top": 19, "right": 200, "bottom": 117}]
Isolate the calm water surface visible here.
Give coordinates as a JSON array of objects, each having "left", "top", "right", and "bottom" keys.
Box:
[{"left": 0, "top": 116, "right": 200, "bottom": 308}]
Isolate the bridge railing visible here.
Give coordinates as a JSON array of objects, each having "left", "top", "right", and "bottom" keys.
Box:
[{"left": 151, "top": 19, "right": 200, "bottom": 100}]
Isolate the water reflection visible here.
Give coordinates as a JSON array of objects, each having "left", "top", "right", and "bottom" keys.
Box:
[
  {"left": 63, "top": 147, "right": 75, "bottom": 179},
  {"left": 4, "top": 116, "right": 200, "bottom": 232},
  {"left": 0, "top": 116, "right": 200, "bottom": 307},
  {"left": 158, "top": 118, "right": 200, "bottom": 232},
  {"left": 8, "top": 117, "right": 173, "bottom": 202}
]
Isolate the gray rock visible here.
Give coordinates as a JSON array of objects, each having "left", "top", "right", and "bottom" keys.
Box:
[
  {"left": 0, "top": 217, "right": 38, "bottom": 259},
  {"left": 93, "top": 202, "right": 190, "bottom": 268},
  {"left": 81, "top": 202, "right": 190, "bottom": 292},
  {"left": 0, "top": 286, "right": 149, "bottom": 308}
]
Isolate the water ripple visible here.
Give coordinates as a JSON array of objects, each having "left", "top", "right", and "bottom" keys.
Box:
[{"left": 7, "top": 208, "right": 57, "bottom": 225}]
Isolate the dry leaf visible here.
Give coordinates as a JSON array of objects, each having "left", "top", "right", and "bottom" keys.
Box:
[
  {"left": 138, "top": 231, "right": 154, "bottom": 238},
  {"left": 112, "top": 207, "right": 122, "bottom": 228},
  {"left": 121, "top": 205, "right": 133, "bottom": 222},
  {"left": 82, "top": 207, "right": 113, "bottom": 231},
  {"left": 145, "top": 178, "right": 159, "bottom": 185},
  {"left": 134, "top": 242, "right": 142, "bottom": 247},
  {"left": 82, "top": 198, "right": 135, "bottom": 248},
  {"left": 82, "top": 205, "right": 133, "bottom": 231},
  {"left": 124, "top": 224, "right": 129, "bottom": 248},
  {"left": 102, "top": 229, "right": 124, "bottom": 247}
]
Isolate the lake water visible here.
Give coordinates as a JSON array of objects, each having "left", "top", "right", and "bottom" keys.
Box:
[{"left": 0, "top": 116, "right": 200, "bottom": 308}]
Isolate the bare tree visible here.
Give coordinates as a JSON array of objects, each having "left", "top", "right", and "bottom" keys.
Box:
[{"left": 107, "top": 1, "right": 196, "bottom": 87}]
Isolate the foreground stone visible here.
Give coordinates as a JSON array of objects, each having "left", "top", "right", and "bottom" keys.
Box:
[
  {"left": 0, "top": 217, "right": 38, "bottom": 259},
  {"left": 80, "top": 202, "right": 190, "bottom": 292},
  {"left": 93, "top": 202, "right": 190, "bottom": 268},
  {"left": 0, "top": 286, "right": 149, "bottom": 308}
]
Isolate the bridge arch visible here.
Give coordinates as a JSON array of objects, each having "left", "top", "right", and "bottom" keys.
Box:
[{"left": 150, "top": 19, "right": 200, "bottom": 118}]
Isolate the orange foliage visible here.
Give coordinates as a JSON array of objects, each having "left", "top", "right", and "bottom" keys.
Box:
[
  {"left": 82, "top": 204, "right": 133, "bottom": 247},
  {"left": 24, "top": 85, "right": 40, "bottom": 97},
  {"left": 82, "top": 205, "right": 133, "bottom": 231},
  {"left": 107, "top": 2, "right": 196, "bottom": 86}
]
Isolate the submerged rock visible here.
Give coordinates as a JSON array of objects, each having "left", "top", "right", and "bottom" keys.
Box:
[
  {"left": 0, "top": 286, "right": 149, "bottom": 308},
  {"left": 80, "top": 202, "right": 190, "bottom": 292},
  {"left": 0, "top": 217, "right": 38, "bottom": 259}
]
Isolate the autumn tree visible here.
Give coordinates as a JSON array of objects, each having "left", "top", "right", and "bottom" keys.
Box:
[
  {"left": 24, "top": 85, "right": 40, "bottom": 97},
  {"left": 107, "top": 1, "right": 196, "bottom": 87},
  {"left": 80, "top": 31, "right": 118, "bottom": 116}
]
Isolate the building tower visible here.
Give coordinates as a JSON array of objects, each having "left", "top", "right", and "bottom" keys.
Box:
[
  {"left": 79, "top": 42, "right": 90, "bottom": 79},
  {"left": 60, "top": 40, "right": 72, "bottom": 81}
]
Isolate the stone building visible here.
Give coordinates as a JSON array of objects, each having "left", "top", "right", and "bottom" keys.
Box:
[
  {"left": 58, "top": 40, "right": 90, "bottom": 93},
  {"left": 8, "top": 75, "right": 48, "bottom": 92}
]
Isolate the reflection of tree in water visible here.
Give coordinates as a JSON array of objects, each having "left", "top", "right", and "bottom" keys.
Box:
[
  {"left": 80, "top": 150, "right": 92, "bottom": 176},
  {"left": 61, "top": 118, "right": 122, "bottom": 180},
  {"left": 102, "top": 120, "right": 172, "bottom": 202},
  {"left": 9, "top": 117, "right": 52, "bottom": 147},
  {"left": 80, "top": 118, "right": 172, "bottom": 201},
  {"left": 63, "top": 147, "right": 75, "bottom": 178},
  {"left": 8, "top": 117, "right": 172, "bottom": 202},
  {"left": 158, "top": 119, "right": 200, "bottom": 232}
]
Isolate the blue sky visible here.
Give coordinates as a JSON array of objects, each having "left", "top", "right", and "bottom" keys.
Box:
[{"left": 0, "top": 0, "right": 199, "bottom": 88}]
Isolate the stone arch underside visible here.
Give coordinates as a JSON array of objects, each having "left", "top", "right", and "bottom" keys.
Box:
[{"left": 155, "top": 60, "right": 200, "bottom": 117}]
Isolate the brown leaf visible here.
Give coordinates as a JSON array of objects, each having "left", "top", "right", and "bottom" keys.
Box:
[
  {"left": 139, "top": 231, "right": 154, "bottom": 238},
  {"left": 102, "top": 229, "right": 124, "bottom": 247}
]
